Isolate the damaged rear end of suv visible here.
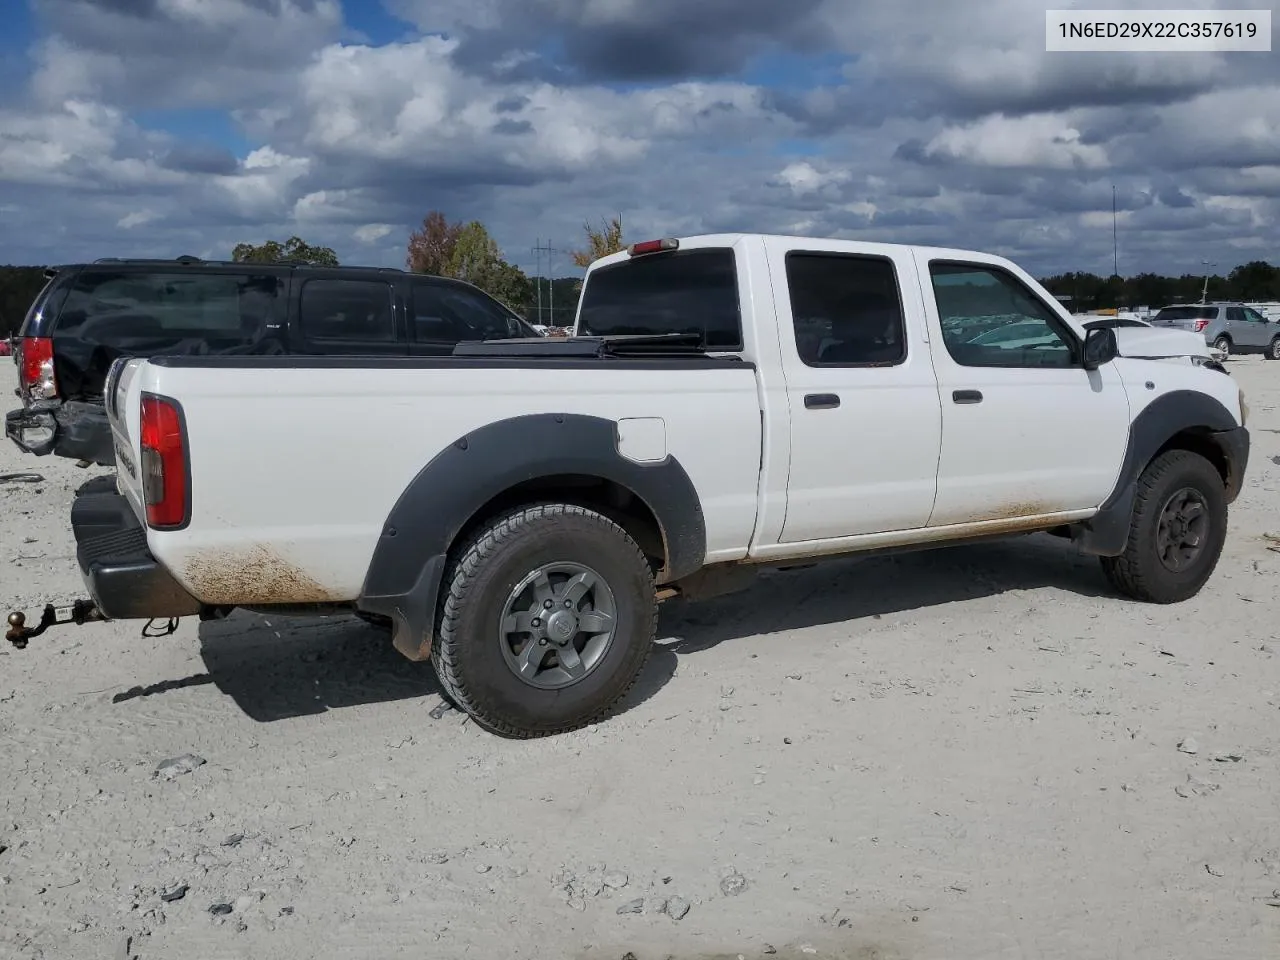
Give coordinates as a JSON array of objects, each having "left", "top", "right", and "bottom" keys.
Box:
[{"left": 6, "top": 258, "right": 291, "bottom": 466}]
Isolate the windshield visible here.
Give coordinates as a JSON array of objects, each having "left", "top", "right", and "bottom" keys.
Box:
[{"left": 577, "top": 248, "right": 742, "bottom": 349}]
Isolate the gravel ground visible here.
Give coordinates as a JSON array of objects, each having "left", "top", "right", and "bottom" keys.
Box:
[{"left": 1, "top": 358, "right": 1278, "bottom": 960}]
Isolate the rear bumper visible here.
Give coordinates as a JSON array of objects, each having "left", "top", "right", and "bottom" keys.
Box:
[
  {"left": 6, "top": 400, "right": 115, "bottom": 465},
  {"left": 72, "top": 486, "right": 202, "bottom": 620}
]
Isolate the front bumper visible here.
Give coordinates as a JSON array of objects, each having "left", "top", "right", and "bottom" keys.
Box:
[
  {"left": 6, "top": 400, "right": 115, "bottom": 465},
  {"left": 72, "top": 485, "right": 201, "bottom": 620}
]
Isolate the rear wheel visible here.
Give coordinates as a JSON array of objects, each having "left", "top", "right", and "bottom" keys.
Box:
[
  {"left": 1100, "top": 450, "right": 1227, "bottom": 604},
  {"left": 432, "top": 503, "right": 657, "bottom": 738},
  {"left": 1268, "top": 336, "right": 1280, "bottom": 360},
  {"left": 1213, "top": 335, "right": 1231, "bottom": 357}
]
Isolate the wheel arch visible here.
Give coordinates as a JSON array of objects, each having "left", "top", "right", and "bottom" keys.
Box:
[
  {"left": 357, "top": 413, "right": 706, "bottom": 660},
  {"left": 1074, "top": 390, "right": 1248, "bottom": 556}
]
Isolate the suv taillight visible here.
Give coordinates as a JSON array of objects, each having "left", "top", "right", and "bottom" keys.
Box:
[
  {"left": 19, "top": 336, "right": 58, "bottom": 399},
  {"left": 1193, "top": 319, "right": 1209, "bottom": 332},
  {"left": 139, "top": 394, "right": 188, "bottom": 529}
]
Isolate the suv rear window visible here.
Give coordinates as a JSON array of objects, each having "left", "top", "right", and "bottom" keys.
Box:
[
  {"left": 577, "top": 248, "right": 742, "bottom": 349},
  {"left": 54, "top": 270, "right": 281, "bottom": 343},
  {"left": 1155, "top": 306, "right": 1218, "bottom": 321}
]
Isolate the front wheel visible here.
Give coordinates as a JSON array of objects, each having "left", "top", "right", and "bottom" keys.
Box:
[
  {"left": 432, "top": 504, "right": 657, "bottom": 738},
  {"left": 1268, "top": 336, "right": 1280, "bottom": 360},
  {"left": 1100, "top": 450, "right": 1227, "bottom": 604},
  {"left": 1213, "top": 335, "right": 1231, "bottom": 357}
]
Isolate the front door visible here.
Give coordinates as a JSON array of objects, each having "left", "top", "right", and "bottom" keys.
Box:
[
  {"left": 916, "top": 254, "right": 1131, "bottom": 527},
  {"left": 766, "top": 238, "right": 943, "bottom": 544},
  {"left": 1235, "top": 306, "right": 1273, "bottom": 349}
]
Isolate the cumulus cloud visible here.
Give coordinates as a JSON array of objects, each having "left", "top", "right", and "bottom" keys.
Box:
[{"left": 0, "top": 0, "right": 1275, "bottom": 276}]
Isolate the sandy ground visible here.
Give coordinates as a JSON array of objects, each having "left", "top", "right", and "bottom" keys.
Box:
[{"left": 1, "top": 358, "right": 1279, "bottom": 960}]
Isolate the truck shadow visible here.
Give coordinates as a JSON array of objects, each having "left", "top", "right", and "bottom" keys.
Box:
[
  {"left": 191, "top": 611, "right": 680, "bottom": 724},
  {"left": 180, "top": 533, "right": 1109, "bottom": 724},
  {"left": 658, "top": 533, "right": 1113, "bottom": 656}
]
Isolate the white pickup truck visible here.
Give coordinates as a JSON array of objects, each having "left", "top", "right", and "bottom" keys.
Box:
[{"left": 9, "top": 234, "right": 1250, "bottom": 738}]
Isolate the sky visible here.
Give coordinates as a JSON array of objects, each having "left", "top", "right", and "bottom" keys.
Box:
[{"left": 0, "top": 0, "right": 1277, "bottom": 279}]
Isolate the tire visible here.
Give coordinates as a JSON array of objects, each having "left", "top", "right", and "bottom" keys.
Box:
[
  {"left": 1213, "top": 335, "right": 1231, "bottom": 357},
  {"left": 1100, "top": 450, "right": 1227, "bottom": 604},
  {"left": 432, "top": 503, "right": 656, "bottom": 738},
  {"left": 1268, "top": 337, "right": 1280, "bottom": 360}
]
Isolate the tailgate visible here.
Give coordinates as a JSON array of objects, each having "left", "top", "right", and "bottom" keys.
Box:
[{"left": 105, "top": 357, "right": 147, "bottom": 517}]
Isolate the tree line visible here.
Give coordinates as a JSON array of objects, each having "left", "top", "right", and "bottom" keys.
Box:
[{"left": 4, "top": 220, "right": 1278, "bottom": 338}]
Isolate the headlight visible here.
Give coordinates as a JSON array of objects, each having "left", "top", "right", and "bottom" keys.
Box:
[{"left": 1239, "top": 387, "right": 1249, "bottom": 426}]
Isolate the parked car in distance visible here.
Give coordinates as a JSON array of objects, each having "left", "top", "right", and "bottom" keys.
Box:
[
  {"left": 23, "top": 233, "right": 1249, "bottom": 738},
  {"left": 6, "top": 257, "right": 540, "bottom": 466},
  {"left": 1150, "top": 302, "right": 1280, "bottom": 359}
]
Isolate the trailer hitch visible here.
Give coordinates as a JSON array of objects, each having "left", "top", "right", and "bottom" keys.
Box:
[{"left": 6, "top": 600, "right": 104, "bottom": 649}]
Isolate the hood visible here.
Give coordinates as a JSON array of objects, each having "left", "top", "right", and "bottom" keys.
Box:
[{"left": 1113, "top": 326, "right": 1215, "bottom": 360}]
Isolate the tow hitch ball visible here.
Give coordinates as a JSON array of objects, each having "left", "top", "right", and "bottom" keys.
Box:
[{"left": 5, "top": 600, "right": 104, "bottom": 649}]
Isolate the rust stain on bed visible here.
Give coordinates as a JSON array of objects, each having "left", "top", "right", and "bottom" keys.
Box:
[{"left": 183, "top": 546, "right": 342, "bottom": 605}]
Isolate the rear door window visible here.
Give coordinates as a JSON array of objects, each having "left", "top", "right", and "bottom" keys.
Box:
[
  {"left": 786, "top": 253, "right": 906, "bottom": 366},
  {"left": 577, "top": 248, "right": 742, "bottom": 349},
  {"left": 54, "top": 270, "right": 281, "bottom": 344},
  {"left": 298, "top": 279, "right": 397, "bottom": 342}
]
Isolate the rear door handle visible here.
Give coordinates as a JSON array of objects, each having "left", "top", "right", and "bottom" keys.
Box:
[
  {"left": 952, "top": 389, "right": 983, "bottom": 404},
  {"left": 804, "top": 393, "right": 841, "bottom": 410}
]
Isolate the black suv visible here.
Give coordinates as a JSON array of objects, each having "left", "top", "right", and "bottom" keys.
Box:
[{"left": 7, "top": 257, "right": 540, "bottom": 465}]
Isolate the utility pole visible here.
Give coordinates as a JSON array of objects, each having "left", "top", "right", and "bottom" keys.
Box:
[
  {"left": 532, "top": 239, "right": 560, "bottom": 327},
  {"left": 1112, "top": 184, "right": 1118, "bottom": 278},
  {"left": 530, "top": 240, "right": 544, "bottom": 325}
]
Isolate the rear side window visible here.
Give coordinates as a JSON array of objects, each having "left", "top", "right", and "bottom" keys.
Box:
[
  {"left": 786, "top": 253, "right": 906, "bottom": 366},
  {"left": 299, "top": 279, "right": 395, "bottom": 342},
  {"left": 577, "top": 248, "right": 742, "bottom": 349},
  {"left": 19, "top": 275, "right": 68, "bottom": 336},
  {"left": 54, "top": 271, "right": 280, "bottom": 342},
  {"left": 1156, "top": 306, "right": 1218, "bottom": 322},
  {"left": 412, "top": 280, "right": 529, "bottom": 342}
]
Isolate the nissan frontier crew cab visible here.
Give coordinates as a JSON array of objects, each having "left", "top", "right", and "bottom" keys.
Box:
[{"left": 8, "top": 234, "right": 1250, "bottom": 739}]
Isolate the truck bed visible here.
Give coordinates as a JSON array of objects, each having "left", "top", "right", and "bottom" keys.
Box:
[{"left": 109, "top": 352, "right": 764, "bottom": 606}]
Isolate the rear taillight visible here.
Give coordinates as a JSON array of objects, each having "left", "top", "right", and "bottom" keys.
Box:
[
  {"left": 19, "top": 336, "right": 58, "bottom": 399},
  {"left": 1193, "top": 319, "right": 1209, "bottom": 332},
  {"left": 139, "top": 394, "right": 188, "bottom": 529}
]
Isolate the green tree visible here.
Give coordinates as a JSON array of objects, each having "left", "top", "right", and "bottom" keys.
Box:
[
  {"left": 571, "top": 215, "right": 625, "bottom": 269},
  {"left": 1226, "top": 261, "right": 1280, "bottom": 301},
  {"left": 0, "top": 266, "right": 49, "bottom": 338},
  {"left": 231, "top": 236, "right": 339, "bottom": 266},
  {"left": 444, "top": 221, "right": 534, "bottom": 314}
]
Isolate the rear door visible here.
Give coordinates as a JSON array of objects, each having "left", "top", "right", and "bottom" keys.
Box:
[
  {"left": 765, "top": 238, "right": 942, "bottom": 542},
  {"left": 291, "top": 276, "right": 407, "bottom": 356},
  {"left": 917, "top": 253, "right": 1130, "bottom": 526}
]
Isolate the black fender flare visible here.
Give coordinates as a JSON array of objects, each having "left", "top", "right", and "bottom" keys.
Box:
[
  {"left": 1075, "top": 389, "right": 1249, "bottom": 556},
  {"left": 358, "top": 413, "right": 706, "bottom": 659}
]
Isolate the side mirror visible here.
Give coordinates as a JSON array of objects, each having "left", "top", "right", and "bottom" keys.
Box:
[{"left": 1082, "top": 326, "right": 1118, "bottom": 370}]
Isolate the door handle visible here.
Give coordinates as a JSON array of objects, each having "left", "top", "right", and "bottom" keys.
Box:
[
  {"left": 952, "top": 389, "right": 983, "bottom": 404},
  {"left": 804, "top": 393, "right": 841, "bottom": 410}
]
